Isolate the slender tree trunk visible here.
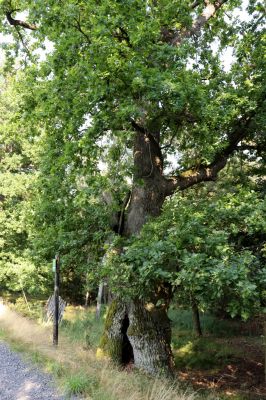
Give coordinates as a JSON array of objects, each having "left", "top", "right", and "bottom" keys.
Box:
[
  {"left": 191, "top": 300, "right": 202, "bottom": 337},
  {"left": 96, "top": 282, "right": 104, "bottom": 319},
  {"left": 85, "top": 291, "right": 90, "bottom": 307},
  {"left": 21, "top": 288, "right": 31, "bottom": 312},
  {"left": 103, "top": 281, "right": 108, "bottom": 304}
]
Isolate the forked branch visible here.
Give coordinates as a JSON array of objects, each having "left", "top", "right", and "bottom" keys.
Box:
[{"left": 164, "top": 109, "right": 259, "bottom": 195}]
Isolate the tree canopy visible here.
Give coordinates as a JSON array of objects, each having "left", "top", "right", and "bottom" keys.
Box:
[{"left": 0, "top": 0, "right": 265, "bottom": 374}]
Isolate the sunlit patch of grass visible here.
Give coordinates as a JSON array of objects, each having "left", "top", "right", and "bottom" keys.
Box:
[
  {"left": 8, "top": 296, "right": 47, "bottom": 321},
  {"left": 176, "top": 341, "right": 194, "bottom": 356},
  {"left": 61, "top": 305, "right": 105, "bottom": 350},
  {"left": 169, "top": 308, "right": 246, "bottom": 373},
  {"left": 173, "top": 336, "right": 234, "bottom": 370},
  {"left": 62, "top": 305, "right": 84, "bottom": 323}
]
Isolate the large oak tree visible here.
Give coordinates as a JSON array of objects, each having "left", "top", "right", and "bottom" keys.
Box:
[{"left": 1, "top": 0, "right": 265, "bottom": 374}]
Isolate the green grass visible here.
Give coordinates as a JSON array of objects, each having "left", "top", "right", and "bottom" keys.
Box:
[
  {"left": 47, "top": 361, "right": 66, "bottom": 378},
  {"left": 170, "top": 308, "right": 245, "bottom": 372},
  {"left": 7, "top": 295, "right": 105, "bottom": 350},
  {"left": 169, "top": 308, "right": 242, "bottom": 337},
  {"left": 60, "top": 307, "right": 105, "bottom": 349},
  {"left": 64, "top": 373, "right": 99, "bottom": 396},
  {"left": 0, "top": 328, "right": 202, "bottom": 400},
  {"left": 172, "top": 336, "right": 234, "bottom": 370}
]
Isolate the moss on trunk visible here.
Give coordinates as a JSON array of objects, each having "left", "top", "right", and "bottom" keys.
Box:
[
  {"left": 99, "top": 299, "right": 173, "bottom": 375},
  {"left": 99, "top": 299, "right": 127, "bottom": 363}
]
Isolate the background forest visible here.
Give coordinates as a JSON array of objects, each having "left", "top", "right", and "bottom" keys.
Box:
[{"left": 0, "top": 0, "right": 265, "bottom": 398}]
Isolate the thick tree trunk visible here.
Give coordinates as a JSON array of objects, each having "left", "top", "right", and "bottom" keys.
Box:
[
  {"left": 101, "top": 298, "right": 173, "bottom": 375},
  {"left": 100, "top": 129, "right": 174, "bottom": 375},
  {"left": 98, "top": 62, "right": 254, "bottom": 374},
  {"left": 124, "top": 182, "right": 165, "bottom": 236},
  {"left": 127, "top": 300, "right": 173, "bottom": 375}
]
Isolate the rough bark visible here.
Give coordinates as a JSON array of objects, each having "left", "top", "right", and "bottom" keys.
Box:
[
  {"left": 101, "top": 127, "right": 175, "bottom": 375},
  {"left": 123, "top": 130, "right": 174, "bottom": 374},
  {"left": 101, "top": 298, "right": 173, "bottom": 374},
  {"left": 124, "top": 127, "right": 166, "bottom": 236},
  {"left": 127, "top": 301, "right": 173, "bottom": 375}
]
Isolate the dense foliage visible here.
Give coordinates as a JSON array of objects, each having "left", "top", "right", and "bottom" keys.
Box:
[
  {"left": 105, "top": 181, "right": 266, "bottom": 318},
  {"left": 0, "top": 75, "right": 38, "bottom": 293},
  {"left": 0, "top": 0, "right": 265, "bottom": 316}
]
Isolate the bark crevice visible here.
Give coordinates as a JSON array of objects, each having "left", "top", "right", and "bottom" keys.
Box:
[{"left": 121, "top": 314, "right": 134, "bottom": 365}]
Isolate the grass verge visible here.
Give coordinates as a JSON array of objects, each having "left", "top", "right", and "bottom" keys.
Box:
[{"left": 0, "top": 303, "right": 217, "bottom": 400}]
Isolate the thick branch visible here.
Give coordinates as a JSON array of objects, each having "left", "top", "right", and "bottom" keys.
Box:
[
  {"left": 6, "top": 11, "right": 37, "bottom": 31},
  {"left": 163, "top": 0, "right": 228, "bottom": 46},
  {"left": 164, "top": 112, "right": 256, "bottom": 195}
]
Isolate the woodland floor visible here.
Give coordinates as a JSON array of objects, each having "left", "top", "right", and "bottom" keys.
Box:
[
  {"left": 176, "top": 337, "right": 265, "bottom": 399},
  {"left": 170, "top": 310, "right": 265, "bottom": 400}
]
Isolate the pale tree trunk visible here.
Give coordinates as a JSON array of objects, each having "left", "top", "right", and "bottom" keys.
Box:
[
  {"left": 85, "top": 291, "right": 90, "bottom": 307},
  {"left": 95, "top": 282, "right": 104, "bottom": 320}
]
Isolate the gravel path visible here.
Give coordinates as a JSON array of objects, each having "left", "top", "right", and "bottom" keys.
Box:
[{"left": 0, "top": 341, "right": 69, "bottom": 400}]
